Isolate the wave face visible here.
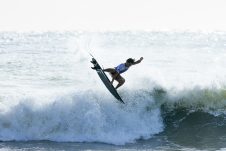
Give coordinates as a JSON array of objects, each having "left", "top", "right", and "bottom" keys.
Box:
[{"left": 0, "top": 31, "right": 226, "bottom": 146}]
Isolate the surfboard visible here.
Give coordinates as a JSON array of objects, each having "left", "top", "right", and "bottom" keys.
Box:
[{"left": 90, "top": 57, "right": 125, "bottom": 104}]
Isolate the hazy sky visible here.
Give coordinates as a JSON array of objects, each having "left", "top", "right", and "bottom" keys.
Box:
[{"left": 0, "top": 0, "right": 226, "bottom": 31}]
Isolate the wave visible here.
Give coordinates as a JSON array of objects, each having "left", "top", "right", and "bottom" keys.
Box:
[
  {"left": 0, "top": 89, "right": 163, "bottom": 145},
  {"left": 161, "top": 107, "right": 226, "bottom": 149},
  {"left": 159, "top": 86, "right": 226, "bottom": 114},
  {"left": 1, "top": 84, "right": 226, "bottom": 145}
]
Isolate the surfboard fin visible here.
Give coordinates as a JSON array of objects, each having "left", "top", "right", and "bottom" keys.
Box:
[
  {"left": 91, "top": 66, "right": 98, "bottom": 70},
  {"left": 91, "top": 58, "right": 97, "bottom": 65},
  {"left": 91, "top": 58, "right": 98, "bottom": 70}
]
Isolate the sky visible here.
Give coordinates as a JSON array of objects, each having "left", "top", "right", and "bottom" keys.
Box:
[{"left": 0, "top": 0, "right": 226, "bottom": 31}]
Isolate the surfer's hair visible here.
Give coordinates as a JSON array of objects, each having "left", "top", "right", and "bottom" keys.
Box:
[{"left": 126, "top": 58, "right": 135, "bottom": 64}]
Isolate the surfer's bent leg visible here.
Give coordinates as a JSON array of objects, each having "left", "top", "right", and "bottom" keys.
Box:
[
  {"left": 115, "top": 76, "right": 125, "bottom": 89},
  {"left": 103, "top": 68, "right": 119, "bottom": 84},
  {"left": 103, "top": 68, "right": 115, "bottom": 73}
]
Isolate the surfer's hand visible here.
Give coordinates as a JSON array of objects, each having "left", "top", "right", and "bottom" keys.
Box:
[{"left": 140, "top": 57, "right": 143, "bottom": 61}]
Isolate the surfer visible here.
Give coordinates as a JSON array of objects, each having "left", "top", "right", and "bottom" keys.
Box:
[{"left": 103, "top": 57, "right": 144, "bottom": 89}]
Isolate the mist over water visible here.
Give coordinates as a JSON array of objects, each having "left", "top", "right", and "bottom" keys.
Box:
[{"left": 1, "top": 31, "right": 226, "bottom": 150}]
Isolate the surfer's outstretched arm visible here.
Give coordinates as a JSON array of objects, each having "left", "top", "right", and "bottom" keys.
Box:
[{"left": 132, "top": 57, "right": 143, "bottom": 65}]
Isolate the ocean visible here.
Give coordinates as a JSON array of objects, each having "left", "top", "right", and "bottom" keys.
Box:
[{"left": 0, "top": 31, "right": 226, "bottom": 151}]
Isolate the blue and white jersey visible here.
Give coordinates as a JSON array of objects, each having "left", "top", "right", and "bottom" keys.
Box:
[{"left": 115, "top": 63, "right": 129, "bottom": 74}]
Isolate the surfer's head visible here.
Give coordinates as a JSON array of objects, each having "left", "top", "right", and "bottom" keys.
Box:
[
  {"left": 126, "top": 58, "right": 135, "bottom": 66},
  {"left": 126, "top": 58, "right": 135, "bottom": 64}
]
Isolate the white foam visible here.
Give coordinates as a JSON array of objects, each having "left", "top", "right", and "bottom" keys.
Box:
[{"left": 0, "top": 89, "right": 163, "bottom": 145}]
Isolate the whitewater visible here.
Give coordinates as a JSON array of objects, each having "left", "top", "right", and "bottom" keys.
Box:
[{"left": 0, "top": 31, "right": 226, "bottom": 150}]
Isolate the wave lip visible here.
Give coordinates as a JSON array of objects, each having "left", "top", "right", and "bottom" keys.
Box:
[{"left": 161, "top": 87, "right": 226, "bottom": 113}]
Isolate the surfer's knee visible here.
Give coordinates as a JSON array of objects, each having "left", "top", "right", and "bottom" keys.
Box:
[{"left": 120, "top": 78, "right": 125, "bottom": 84}]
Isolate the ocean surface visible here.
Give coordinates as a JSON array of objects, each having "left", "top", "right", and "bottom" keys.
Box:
[{"left": 0, "top": 31, "right": 226, "bottom": 151}]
